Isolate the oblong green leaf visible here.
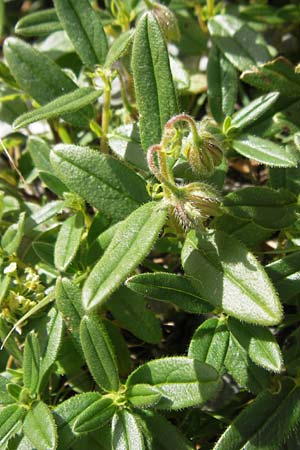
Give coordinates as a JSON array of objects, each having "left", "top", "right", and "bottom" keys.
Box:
[
  {"left": 232, "top": 135, "right": 298, "bottom": 167},
  {"left": 230, "top": 92, "right": 280, "bottom": 132},
  {"left": 14, "top": 88, "right": 101, "bottom": 129},
  {"left": 112, "top": 410, "right": 145, "bottom": 450},
  {"left": 3, "top": 37, "right": 93, "bottom": 128},
  {"left": 83, "top": 201, "right": 167, "bottom": 311},
  {"left": 104, "top": 29, "right": 135, "bottom": 69},
  {"left": 188, "top": 318, "right": 229, "bottom": 372},
  {"left": 50, "top": 144, "right": 149, "bottom": 223},
  {"left": 73, "top": 396, "right": 116, "bottom": 434},
  {"left": 213, "top": 378, "right": 300, "bottom": 450},
  {"left": 241, "top": 57, "right": 300, "bottom": 97},
  {"left": 23, "top": 401, "right": 57, "bottom": 450},
  {"left": 223, "top": 187, "right": 299, "bottom": 230},
  {"left": 224, "top": 332, "right": 270, "bottom": 394},
  {"left": 53, "top": 0, "right": 108, "bottom": 66},
  {"left": 132, "top": 12, "right": 178, "bottom": 151},
  {"left": 23, "top": 331, "right": 40, "bottom": 395},
  {"left": 107, "top": 287, "right": 162, "bottom": 344},
  {"left": 228, "top": 317, "right": 283, "bottom": 373},
  {"left": 207, "top": 45, "right": 238, "bottom": 123},
  {"left": 56, "top": 278, "right": 84, "bottom": 355},
  {"left": 80, "top": 315, "right": 119, "bottom": 392},
  {"left": 54, "top": 212, "right": 84, "bottom": 271},
  {"left": 1, "top": 211, "right": 25, "bottom": 255},
  {"left": 0, "top": 404, "right": 25, "bottom": 448},
  {"left": 54, "top": 392, "right": 101, "bottom": 450},
  {"left": 182, "top": 230, "right": 283, "bottom": 326},
  {"left": 126, "top": 357, "right": 222, "bottom": 410},
  {"left": 126, "top": 272, "right": 213, "bottom": 314},
  {"left": 15, "top": 9, "right": 62, "bottom": 36},
  {"left": 208, "top": 14, "right": 270, "bottom": 72},
  {"left": 266, "top": 252, "right": 300, "bottom": 303}
]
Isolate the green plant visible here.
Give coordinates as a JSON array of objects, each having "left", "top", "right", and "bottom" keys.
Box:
[{"left": 1, "top": 0, "right": 300, "bottom": 449}]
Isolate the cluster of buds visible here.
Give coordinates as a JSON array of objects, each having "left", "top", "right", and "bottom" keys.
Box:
[
  {"left": 147, "top": 116, "right": 222, "bottom": 230},
  {"left": 165, "top": 114, "right": 224, "bottom": 177}
]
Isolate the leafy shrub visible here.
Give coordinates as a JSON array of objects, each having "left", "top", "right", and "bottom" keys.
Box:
[{"left": 0, "top": 0, "right": 300, "bottom": 449}]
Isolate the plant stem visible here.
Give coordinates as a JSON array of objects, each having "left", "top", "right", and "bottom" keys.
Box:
[
  {"left": 207, "top": 0, "right": 214, "bottom": 17},
  {"left": 100, "top": 81, "right": 111, "bottom": 153}
]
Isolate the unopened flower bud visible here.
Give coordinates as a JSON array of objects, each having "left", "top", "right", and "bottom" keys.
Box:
[
  {"left": 171, "top": 182, "right": 221, "bottom": 230},
  {"left": 153, "top": 4, "right": 180, "bottom": 42}
]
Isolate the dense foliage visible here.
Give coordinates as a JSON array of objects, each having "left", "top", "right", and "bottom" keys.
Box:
[{"left": 1, "top": 0, "right": 300, "bottom": 449}]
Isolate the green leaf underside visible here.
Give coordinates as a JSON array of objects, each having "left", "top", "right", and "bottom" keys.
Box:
[
  {"left": 241, "top": 57, "right": 300, "bottom": 97},
  {"left": 223, "top": 186, "right": 299, "bottom": 230},
  {"left": 188, "top": 318, "right": 229, "bottom": 372},
  {"left": 208, "top": 14, "right": 270, "bottom": 72},
  {"left": 182, "top": 230, "right": 282, "bottom": 325},
  {"left": 53, "top": 0, "right": 108, "bottom": 66},
  {"left": 80, "top": 315, "right": 119, "bottom": 392},
  {"left": 213, "top": 379, "right": 300, "bottom": 450},
  {"left": 126, "top": 272, "right": 213, "bottom": 314},
  {"left": 23, "top": 401, "right": 57, "bottom": 450},
  {"left": 132, "top": 12, "right": 178, "bottom": 151},
  {"left": 232, "top": 135, "right": 298, "bottom": 167},
  {"left": 50, "top": 145, "right": 149, "bottom": 222},
  {"left": 126, "top": 357, "right": 222, "bottom": 410},
  {"left": 3, "top": 37, "right": 93, "bottom": 128},
  {"left": 83, "top": 201, "right": 168, "bottom": 311},
  {"left": 14, "top": 88, "right": 101, "bottom": 129}
]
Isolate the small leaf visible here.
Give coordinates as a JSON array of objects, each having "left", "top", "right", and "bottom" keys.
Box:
[
  {"left": 83, "top": 201, "right": 167, "bottom": 311},
  {"left": 112, "top": 410, "right": 145, "bottom": 450},
  {"left": 126, "top": 357, "right": 222, "bottom": 410},
  {"left": 14, "top": 88, "right": 102, "bottom": 129},
  {"left": 39, "top": 308, "right": 64, "bottom": 388},
  {"left": 54, "top": 212, "right": 84, "bottom": 271},
  {"left": 104, "top": 29, "right": 135, "bottom": 69},
  {"left": 208, "top": 14, "right": 270, "bottom": 72},
  {"left": 207, "top": 45, "right": 238, "bottom": 123},
  {"left": 4, "top": 37, "right": 93, "bottom": 128},
  {"left": 230, "top": 92, "right": 280, "bottom": 132},
  {"left": 213, "top": 378, "right": 300, "bottom": 450},
  {"left": 1, "top": 211, "right": 25, "bottom": 255},
  {"left": 23, "top": 401, "right": 57, "bottom": 450},
  {"left": 182, "top": 230, "right": 283, "bottom": 325},
  {"left": 241, "top": 57, "right": 300, "bottom": 97},
  {"left": 126, "top": 272, "right": 213, "bottom": 314},
  {"left": 0, "top": 376, "right": 15, "bottom": 405},
  {"left": 232, "top": 135, "right": 298, "bottom": 167},
  {"left": 228, "top": 317, "right": 283, "bottom": 373},
  {"left": 50, "top": 144, "right": 149, "bottom": 223},
  {"left": 23, "top": 200, "right": 65, "bottom": 233},
  {"left": 223, "top": 186, "right": 299, "bottom": 230},
  {"left": 224, "top": 333, "right": 270, "bottom": 394},
  {"left": 188, "top": 318, "right": 229, "bottom": 372},
  {"left": 15, "top": 9, "right": 62, "bottom": 36},
  {"left": 56, "top": 278, "right": 84, "bottom": 355},
  {"left": 53, "top": 0, "right": 108, "bottom": 66},
  {"left": 80, "top": 315, "right": 119, "bottom": 392},
  {"left": 54, "top": 392, "right": 101, "bottom": 450},
  {"left": 23, "top": 331, "right": 41, "bottom": 395},
  {"left": 0, "top": 404, "right": 25, "bottom": 448},
  {"left": 132, "top": 12, "right": 178, "bottom": 151},
  {"left": 107, "top": 287, "right": 162, "bottom": 344},
  {"left": 126, "top": 384, "right": 162, "bottom": 409},
  {"left": 73, "top": 396, "right": 116, "bottom": 434}
]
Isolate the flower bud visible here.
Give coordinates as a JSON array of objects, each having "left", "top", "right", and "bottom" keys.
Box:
[
  {"left": 171, "top": 182, "right": 221, "bottom": 230},
  {"left": 153, "top": 4, "right": 180, "bottom": 42}
]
